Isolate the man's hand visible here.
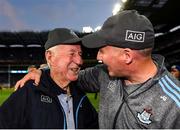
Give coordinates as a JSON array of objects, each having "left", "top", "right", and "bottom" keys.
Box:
[{"left": 14, "top": 69, "right": 42, "bottom": 91}]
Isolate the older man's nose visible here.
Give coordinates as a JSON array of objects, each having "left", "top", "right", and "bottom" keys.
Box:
[{"left": 74, "top": 55, "right": 83, "bottom": 66}]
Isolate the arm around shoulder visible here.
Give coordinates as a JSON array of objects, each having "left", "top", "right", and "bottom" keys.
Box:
[{"left": 77, "top": 64, "right": 106, "bottom": 93}]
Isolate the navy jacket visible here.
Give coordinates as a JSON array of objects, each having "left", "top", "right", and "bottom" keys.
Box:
[{"left": 0, "top": 70, "right": 98, "bottom": 129}]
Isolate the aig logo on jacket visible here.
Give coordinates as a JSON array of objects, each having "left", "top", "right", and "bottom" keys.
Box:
[
  {"left": 125, "top": 30, "right": 145, "bottom": 42},
  {"left": 41, "top": 95, "right": 52, "bottom": 103}
]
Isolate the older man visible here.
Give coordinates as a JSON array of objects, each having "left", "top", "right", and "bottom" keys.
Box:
[
  {"left": 0, "top": 28, "right": 98, "bottom": 129},
  {"left": 15, "top": 10, "right": 180, "bottom": 128}
]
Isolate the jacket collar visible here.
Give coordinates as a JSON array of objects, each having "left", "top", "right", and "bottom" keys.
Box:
[
  {"left": 35, "top": 69, "right": 84, "bottom": 98},
  {"left": 35, "top": 69, "right": 67, "bottom": 96},
  {"left": 151, "top": 54, "right": 166, "bottom": 80}
]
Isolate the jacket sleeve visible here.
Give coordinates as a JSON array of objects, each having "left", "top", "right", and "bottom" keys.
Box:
[
  {"left": 0, "top": 86, "right": 29, "bottom": 128},
  {"left": 77, "top": 64, "right": 106, "bottom": 93},
  {"left": 162, "top": 74, "right": 180, "bottom": 128}
]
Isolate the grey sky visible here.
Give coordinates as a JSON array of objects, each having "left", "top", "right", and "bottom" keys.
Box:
[{"left": 0, "top": 0, "right": 120, "bottom": 32}]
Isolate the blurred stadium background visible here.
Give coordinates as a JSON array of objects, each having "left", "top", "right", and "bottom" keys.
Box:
[{"left": 0, "top": 0, "right": 180, "bottom": 109}]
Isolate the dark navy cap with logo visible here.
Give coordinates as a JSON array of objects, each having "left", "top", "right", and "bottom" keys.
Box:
[
  {"left": 45, "top": 28, "right": 81, "bottom": 50},
  {"left": 82, "top": 10, "right": 154, "bottom": 50}
]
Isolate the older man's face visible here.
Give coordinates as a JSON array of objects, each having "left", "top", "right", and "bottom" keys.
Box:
[{"left": 48, "top": 44, "right": 83, "bottom": 81}]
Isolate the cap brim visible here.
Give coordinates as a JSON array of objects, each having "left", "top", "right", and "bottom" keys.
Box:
[
  {"left": 82, "top": 31, "right": 106, "bottom": 48},
  {"left": 63, "top": 37, "right": 82, "bottom": 44}
]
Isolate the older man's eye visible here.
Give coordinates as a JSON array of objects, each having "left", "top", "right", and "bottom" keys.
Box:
[{"left": 69, "top": 53, "right": 74, "bottom": 56}]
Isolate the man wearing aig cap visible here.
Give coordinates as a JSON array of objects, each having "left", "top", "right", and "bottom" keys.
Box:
[
  {"left": 80, "top": 10, "right": 180, "bottom": 129},
  {"left": 15, "top": 10, "right": 180, "bottom": 129}
]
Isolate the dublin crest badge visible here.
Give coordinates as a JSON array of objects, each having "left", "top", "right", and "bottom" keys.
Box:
[{"left": 137, "top": 108, "right": 152, "bottom": 124}]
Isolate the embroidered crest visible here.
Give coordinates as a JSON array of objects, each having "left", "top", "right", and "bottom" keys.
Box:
[
  {"left": 137, "top": 108, "right": 152, "bottom": 124},
  {"left": 41, "top": 95, "right": 52, "bottom": 103}
]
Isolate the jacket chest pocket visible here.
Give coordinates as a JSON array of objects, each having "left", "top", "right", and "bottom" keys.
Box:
[{"left": 29, "top": 99, "right": 64, "bottom": 128}]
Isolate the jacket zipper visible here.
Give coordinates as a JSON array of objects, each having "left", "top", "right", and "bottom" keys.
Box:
[{"left": 75, "top": 95, "right": 86, "bottom": 128}]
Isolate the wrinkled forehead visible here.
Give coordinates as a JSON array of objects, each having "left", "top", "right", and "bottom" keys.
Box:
[{"left": 56, "top": 44, "right": 82, "bottom": 50}]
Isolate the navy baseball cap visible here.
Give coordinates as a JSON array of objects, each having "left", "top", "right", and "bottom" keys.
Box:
[
  {"left": 45, "top": 28, "right": 81, "bottom": 50},
  {"left": 82, "top": 10, "right": 154, "bottom": 50}
]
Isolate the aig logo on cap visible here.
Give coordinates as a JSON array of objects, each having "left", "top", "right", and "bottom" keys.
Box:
[{"left": 125, "top": 30, "right": 145, "bottom": 42}]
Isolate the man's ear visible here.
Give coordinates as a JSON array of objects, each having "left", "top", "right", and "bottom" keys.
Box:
[
  {"left": 45, "top": 50, "right": 52, "bottom": 66},
  {"left": 123, "top": 48, "right": 133, "bottom": 64}
]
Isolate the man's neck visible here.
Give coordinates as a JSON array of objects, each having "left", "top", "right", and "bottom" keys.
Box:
[
  {"left": 50, "top": 71, "right": 70, "bottom": 91},
  {"left": 125, "top": 59, "right": 158, "bottom": 85}
]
